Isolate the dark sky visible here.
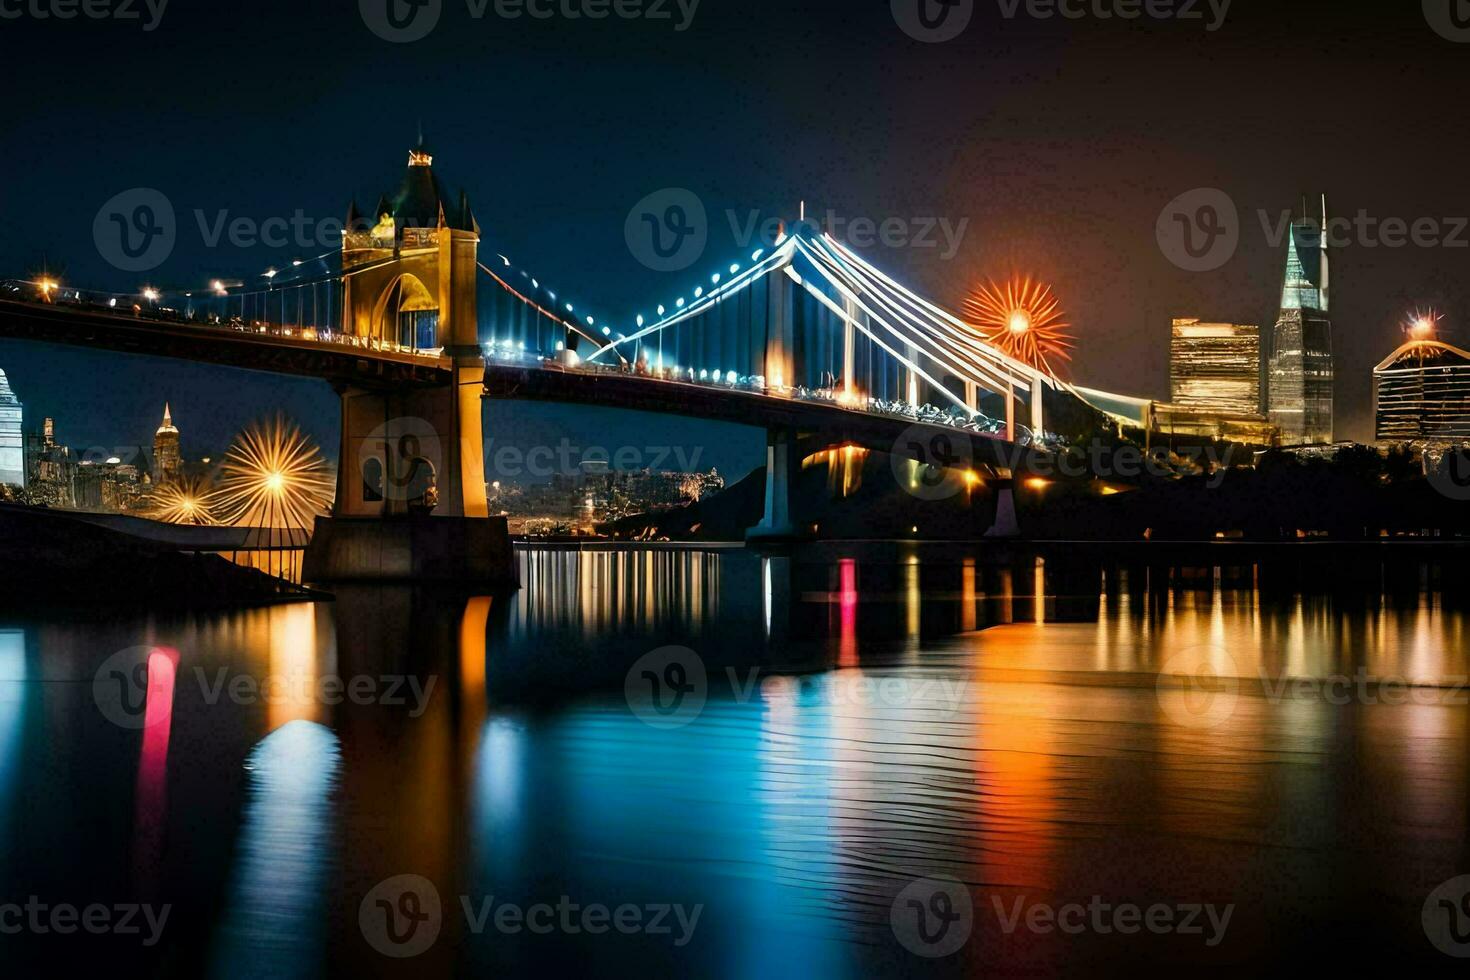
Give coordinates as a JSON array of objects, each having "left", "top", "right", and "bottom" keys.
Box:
[{"left": 1, "top": 0, "right": 1466, "bottom": 476}]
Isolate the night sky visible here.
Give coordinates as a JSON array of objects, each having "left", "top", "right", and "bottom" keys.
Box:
[{"left": 1, "top": 0, "right": 1466, "bottom": 478}]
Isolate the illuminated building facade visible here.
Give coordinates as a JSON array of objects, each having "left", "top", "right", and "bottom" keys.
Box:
[
  {"left": 1170, "top": 319, "right": 1261, "bottom": 415},
  {"left": 0, "top": 368, "right": 23, "bottom": 488},
  {"left": 24, "top": 418, "right": 76, "bottom": 508},
  {"left": 1374, "top": 339, "right": 1470, "bottom": 445},
  {"left": 1268, "top": 201, "right": 1334, "bottom": 444},
  {"left": 152, "top": 403, "right": 182, "bottom": 485},
  {"left": 75, "top": 457, "right": 147, "bottom": 513}
]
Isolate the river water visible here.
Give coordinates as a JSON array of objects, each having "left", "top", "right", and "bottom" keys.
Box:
[{"left": 1, "top": 544, "right": 1467, "bottom": 977}]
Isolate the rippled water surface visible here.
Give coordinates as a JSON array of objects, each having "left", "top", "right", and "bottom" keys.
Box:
[{"left": 1, "top": 545, "right": 1468, "bottom": 977}]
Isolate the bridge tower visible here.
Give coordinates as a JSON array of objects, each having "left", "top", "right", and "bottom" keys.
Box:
[{"left": 304, "top": 138, "right": 509, "bottom": 585}]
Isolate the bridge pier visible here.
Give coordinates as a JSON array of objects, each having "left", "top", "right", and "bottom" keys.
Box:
[
  {"left": 747, "top": 429, "right": 808, "bottom": 544},
  {"left": 303, "top": 368, "right": 515, "bottom": 587},
  {"left": 985, "top": 481, "right": 1020, "bottom": 539}
]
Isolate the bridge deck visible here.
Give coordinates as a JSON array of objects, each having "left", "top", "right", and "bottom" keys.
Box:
[
  {"left": 0, "top": 299, "right": 452, "bottom": 387},
  {"left": 482, "top": 362, "right": 1051, "bottom": 474}
]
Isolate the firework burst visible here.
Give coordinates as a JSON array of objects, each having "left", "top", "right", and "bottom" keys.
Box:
[
  {"left": 147, "top": 475, "right": 217, "bottom": 525},
  {"left": 212, "top": 416, "right": 334, "bottom": 531},
  {"left": 1405, "top": 308, "right": 1443, "bottom": 339},
  {"left": 962, "top": 277, "right": 1074, "bottom": 376}
]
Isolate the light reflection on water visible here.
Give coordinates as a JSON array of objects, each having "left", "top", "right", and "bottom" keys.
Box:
[{"left": 0, "top": 545, "right": 1467, "bottom": 976}]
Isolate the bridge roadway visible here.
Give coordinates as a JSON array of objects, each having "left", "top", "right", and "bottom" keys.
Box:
[
  {"left": 0, "top": 299, "right": 452, "bottom": 388},
  {"left": 0, "top": 297, "right": 1064, "bottom": 479},
  {"left": 482, "top": 361, "right": 1055, "bottom": 476}
]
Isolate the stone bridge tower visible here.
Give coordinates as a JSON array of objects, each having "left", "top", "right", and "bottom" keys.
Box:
[
  {"left": 334, "top": 136, "right": 487, "bottom": 521},
  {"left": 305, "top": 138, "right": 509, "bottom": 586}
]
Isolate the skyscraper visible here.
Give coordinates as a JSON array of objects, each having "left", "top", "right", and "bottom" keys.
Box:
[
  {"left": 152, "top": 404, "right": 181, "bottom": 486},
  {"left": 0, "top": 369, "right": 24, "bottom": 488},
  {"left": 1374, "top": 338, "right": 1470, "bottom": 445},
  {"left": 1170, "top": 319, "right": 1262, "bottom": 415},
  {"left": 1268, "top": 198, "right": 1334, "bottom": 445}
]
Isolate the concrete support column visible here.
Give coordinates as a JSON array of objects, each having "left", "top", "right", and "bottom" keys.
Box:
[
  {"left": 332, "top": 368, "right": 487, "bottom": 521},
  {"left": 1030, "top": 374, "right": 1045, "bottom": 436},
  {"left": 842, "top": 298, "right": 857, "bottom": 395},
  {"left": 1004, "top": 376, "right": 1016, "bottom": 443},
  {"left": 985, "top": 482, "right": 1020, "bottom": 539},
  {"left": 765, "top": 260, "right": 794, "bottom": 391},
  {"left": 747, "top": 429, "right": 804, "bottom": 542}
]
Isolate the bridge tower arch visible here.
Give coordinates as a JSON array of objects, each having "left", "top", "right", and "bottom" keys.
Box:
[{"left": 305, "top": 137, "right": 506, "bottom": 584}]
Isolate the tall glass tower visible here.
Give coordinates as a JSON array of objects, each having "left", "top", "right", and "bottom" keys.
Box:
[
  {"left": 0, "top": 369, "right": 24, "bottom": 487},
  {"left": 1268, "top": 198, "right": 1334, "bottom": 445}
]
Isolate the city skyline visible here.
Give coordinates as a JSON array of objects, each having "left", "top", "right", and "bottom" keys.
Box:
[
  {"left": 5, "top": 4, "right": 1470, "bottom": 977},
  {"left": 0, "top": 4, "right": 1465, "bottom": 451}
]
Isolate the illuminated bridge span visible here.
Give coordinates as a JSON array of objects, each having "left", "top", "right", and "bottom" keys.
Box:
[{"left": 0, "top": 139, "right": 1079, "bottom": 573}]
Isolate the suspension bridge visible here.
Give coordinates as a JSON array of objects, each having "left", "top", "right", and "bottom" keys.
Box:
[{"left": 0, "top": 139, "right": 1098, "bottom": 581}]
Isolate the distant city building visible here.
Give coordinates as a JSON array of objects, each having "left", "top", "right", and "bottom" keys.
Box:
[
  {"left": 1170, "top": 319, "right": 1261, "bottom": 415},
  {"left": 488, "top": 467, "right": 726, "bottom": 528},
  {"left": 1268, "top": 199, "right": 1334, "bottom": 444},
  {"left": 1374, "top": 339, "right": 1470, "bottom": 446},
  {"left": 24, "top": 417, "right": 76, "bottom": 508},
  {"left": 152, "top": 403, "right": 181, "bottom": 485},
  {"left": 0, "top": 369, "right": 22, "bottom": 487},
  {"left": 75, "top": 456, "right": 147, "bottom": 513},
  {"left": 1150, "top": 403, "right": 1280, "bottom": 446}
]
